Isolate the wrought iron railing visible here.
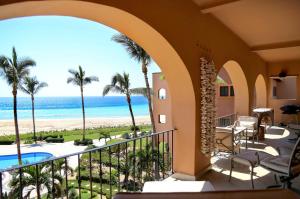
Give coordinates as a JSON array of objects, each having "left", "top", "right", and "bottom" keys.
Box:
[
  {"left": 215, "top": 113, "right": 236, "bottom": 127},
  {"left": 0, "top": 129, "right": 175, "bottom": 199}
]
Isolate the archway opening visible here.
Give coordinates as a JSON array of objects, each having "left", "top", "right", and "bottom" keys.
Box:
[
  {"left": 254, "top": 74, "right": 267, "bottom": 108},
  {"left": 0, "top": 0, "right": 202, "bottom": 179},
  {"left": 217, "top": 60, "right": 249, "bottom": 116}
]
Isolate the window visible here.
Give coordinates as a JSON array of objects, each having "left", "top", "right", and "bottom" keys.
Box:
[
  {"left": 159, "top": 115, "right": 166, "bottom": 124},
  {"left": 220, "top": 86, "right": 229, "bottom": 96},
  {"left": 230, "top": 86, "right": 235, "bottom": 96},
  {"left": 158, "top": 88, "right": 166, "bottom": 100}
]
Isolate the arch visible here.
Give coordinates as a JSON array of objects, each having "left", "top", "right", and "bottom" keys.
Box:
[
  {"left": 254, "top": 74, "right": 267, "bottom": 108},
  {"left": 0, "top": 1, "right": 199, "bottom": 175},
  {"left": 221, "top": 60, "right": 249, "bottom": 115}
]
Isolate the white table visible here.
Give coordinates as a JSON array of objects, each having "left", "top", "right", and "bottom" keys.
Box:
[{"left": 142, "top": 181, "right": 215, "bottom": 192}]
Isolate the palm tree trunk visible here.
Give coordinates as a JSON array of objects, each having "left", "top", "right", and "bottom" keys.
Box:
[
  {"left": 31, "top": 95, "right": 37, "bottom": 144},
  {"left": 80, "top": 86, "right": 86, "bottom": 140},
  {"left": 13, "top": 89, "right": 22, "bottom": 165},
  {"left": 127, "top": 94, "right": 138, "bottom": 187},
  {"left": 127, "top": 95, "right": 137, "bottom": 137},
  {"left": 142, "top": 63, "right": 159, "bottom": 179},
  {"left": 142, "top": 63, "right": 156, "bottom": 133}
]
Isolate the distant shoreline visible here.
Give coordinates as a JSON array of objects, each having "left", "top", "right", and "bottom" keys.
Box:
[{"left": 0, "top": 116, "right": 151, "bottom": 135}]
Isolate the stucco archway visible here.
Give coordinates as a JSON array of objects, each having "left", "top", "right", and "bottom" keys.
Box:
[
  {"left": 0, "top": 0, "right": 201, "bottom": 176},
  {"left": 221, "top": 60, "right": 249, "bottom": 116},
  {"left": 254, "top": 74, "right": 267, "bottom": 108}
]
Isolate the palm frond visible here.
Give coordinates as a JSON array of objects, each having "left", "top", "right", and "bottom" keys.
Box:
[
  {"left": 67, "top": 77, "right": 80, "bottom": 86},
  {"left": 130, "top": 87, "right": 148, "bottom": 97},
  {"left": 17, "top": 58, "right": 36, "bottom": 69},
  {"left": 112, "top": 34, "right": 152, "bottom": 65},
  {"left": 83, "top": 76, "right": 99, "bottom": 85},
  {"left": 34, "top": 82, "right": 48, "bottom": 94},
  {"left": 103, "top": 84, "right": 124, "bottom": 96},
  {"left": 68, "top": 69, "right": 78, "bottom": 76},
  {"left": 0, "top": 47, "right": 35, "bottom": 87}
]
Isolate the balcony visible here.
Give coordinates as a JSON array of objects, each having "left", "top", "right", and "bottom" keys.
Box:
[{"left": 0, "top": 130, "right": 175, "bottom": 198}]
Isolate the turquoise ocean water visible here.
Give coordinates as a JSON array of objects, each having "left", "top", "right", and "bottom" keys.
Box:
[{"left": 0, "top": 96, "right": 149, "bottom": 120}]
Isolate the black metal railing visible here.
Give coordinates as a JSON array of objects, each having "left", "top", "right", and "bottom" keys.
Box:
[
  {"left": 215, "top": 113, "right": 236, "bottom": 127},
  {"left": 0, "top": 129, "right": 175, "bottom": 199}
]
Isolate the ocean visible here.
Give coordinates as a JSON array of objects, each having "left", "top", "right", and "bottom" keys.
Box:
[{"left": 0, "top": 96, "right": 149, "bottom": 120}]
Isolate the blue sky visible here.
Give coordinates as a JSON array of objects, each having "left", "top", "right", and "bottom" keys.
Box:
[{"left": 0, "top": 16, "right": 161, "bottom": 97}]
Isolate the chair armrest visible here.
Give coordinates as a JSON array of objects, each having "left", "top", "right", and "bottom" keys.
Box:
[{"left": 276, "top": 146, "right": 293, "bottom": 156}]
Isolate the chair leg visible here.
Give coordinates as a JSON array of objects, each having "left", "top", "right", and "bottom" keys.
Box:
[
  {"left": 251, "top": 166, "right": 254, "bottom": 189},
  {"left": 229, "top": 159, "right": 234, "bottom": 182},
  {"left": 274, "top": 174, "right": 278, "bottom": 184}
]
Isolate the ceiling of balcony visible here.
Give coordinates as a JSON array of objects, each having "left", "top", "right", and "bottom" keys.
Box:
[{"left": 193, "top": 0, "right": 300, "bottom": 62}]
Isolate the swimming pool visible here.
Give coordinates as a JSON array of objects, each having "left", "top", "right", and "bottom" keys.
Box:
[{"left": 0, "top": 152, "right": 53, "bottom": 170}]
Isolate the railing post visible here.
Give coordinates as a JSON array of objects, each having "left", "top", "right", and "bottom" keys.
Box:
[
  {"left": 125, "top": 142, "right": 128, "bottom": 191},
  {"left": 99, "top": 149, "right": 103, "bottom": 199},
  {"left": 162, "top": 132, "right": 165, "bottom": 179},
  {"left": 64, "top": 157, "right": 69, "bottom": 199},
  {"left": 36, "top": 164, "right": 40, "bottom": 199},
  {"left": 117, "top": 144, "right": 121, "bottom": 192},
  {"left": 172, "top": 130, "right": 174, "bottom": 174},
  {"left": 89, "top": 151, "right": 93, "bottom": 199},
  {"left": 0, "top": 172, "right": 3, "bottom": 199},
  {"left": 19, "top": 168, "right": 23, "bottom": 199},
  {"left": 77, "top": 154, "right": 81, "bottom": 199},
  {"left": 109, "top": 146, "right": 112, "bottom": 197},
  {"left": 51, "top": 160, "right": 55, "bottom": 199},
  {"left": 139, "top": 138, "right": 142, "bottom": 185}
]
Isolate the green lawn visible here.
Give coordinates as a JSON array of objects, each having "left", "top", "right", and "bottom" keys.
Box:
[
  {"left": 0, "top": 125, "right": 151, "bottom": 143},
  {"left": 69, "top": 179, "right": 120, "bottom": 199}
]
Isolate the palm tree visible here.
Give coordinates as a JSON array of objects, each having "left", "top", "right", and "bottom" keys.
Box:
[
  {"left": 9, "top": 164, "right": 63, "bottom": 199},
  {"left": 67, "top": 65, "right": 99, "bottom": 140},
  {"left": 112, "top": 34, "right": 156, "bottom": 133},
  {"left": 0, "top": 47, "right": 36, "bottom": 164},
  {"left": 103, "top": 72, "right": 147, "bottom": 188},
  {"left": 20, "top": 76, "right": 48, "bottom": 144},
  {"left": 103, "top": 72, "right": 143, "bottom": 137}
]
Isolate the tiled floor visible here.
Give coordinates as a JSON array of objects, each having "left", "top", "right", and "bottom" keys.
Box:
[{"left": 201, "top": 125, "right": 300, "bottom": 194}]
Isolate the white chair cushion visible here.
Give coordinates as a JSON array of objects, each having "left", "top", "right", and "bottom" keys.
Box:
[
  {"left": 260, "top": 156, "right": 289, "bottom": 174},
  {"left": 269, "top": 155, "right": 290, "bottom": 167},
  {"left": 142, "top": 181, "right": 215, "bottom": 192},
  {"left": 239, "top": 121, "right": 255, "bottom": 128}
]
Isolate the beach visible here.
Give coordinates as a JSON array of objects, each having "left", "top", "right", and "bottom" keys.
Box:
[{"left": 0, "top": 116, "right": 151, "bottom": 135}]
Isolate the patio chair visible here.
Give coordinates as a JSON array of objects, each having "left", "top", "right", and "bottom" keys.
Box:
[
  {"left": 257, "top": 137, "right": 300, "bottom": 188},
  {"left": 235, "top": 116, "right": 258, "bottom": 144},
  {"left": 215, "top": 127, "right": 242, "bottom": 154}
]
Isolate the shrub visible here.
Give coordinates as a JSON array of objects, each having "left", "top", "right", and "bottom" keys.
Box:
[
  {"left": 42, "top": 135, "right": 58, "bottom": 140},
  {"left": 74, "top": 139, "right": 93, "bottom": 146},
  {"left": 24, "top": 139, "right": 34, "bottom": 144},
  {"left": 121, "top": 133, "right": 131, "bottom": 139},
  {"left": 45, "top": 137, "right": 64, "bottom": 143},
  {"left": 0, "top": 140, "right": 14, "bottom": 145},
  {"left": 77, "top": 170, "right": 118, "bottom": 185},
  {"left": 68, "top": 188, "right": 79, "bottom": 199},
  {"left": 84, "top": 144, "right": 98, "bottom": 152},
  {"left": 130, "top": 126, "right": 140, "bottom": 132}
]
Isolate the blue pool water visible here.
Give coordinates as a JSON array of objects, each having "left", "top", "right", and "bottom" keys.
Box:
[
  {"left": 0, "top": 152, "right": 53, "bottom": 170},
  {"left": 0, "top": 96, "right": 149, "bottom": 120}
]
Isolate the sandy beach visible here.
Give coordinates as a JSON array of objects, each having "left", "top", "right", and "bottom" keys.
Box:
[{"left": 0, "top": 116, "right": 151, "bottom": 135}]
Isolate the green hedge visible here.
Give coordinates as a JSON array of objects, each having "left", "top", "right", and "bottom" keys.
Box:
[
  {"left": 0, "top": 140, "right": 14, "bottom": 145},
  {"left": 74, "top": 139, "right": 93, "bottom": 146},
  {"left": 45, "top": 137, "right": 64, "bottom": 143},
  {"left": 77, "top": 170, "right": 118, "bottom": 185}
]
